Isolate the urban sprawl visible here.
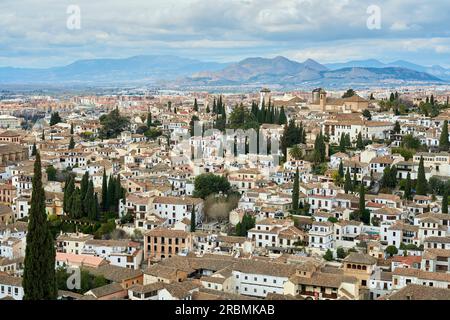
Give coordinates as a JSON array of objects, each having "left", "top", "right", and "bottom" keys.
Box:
[{"left": 1, "top": 87, "right": 450, "bottom": 301}]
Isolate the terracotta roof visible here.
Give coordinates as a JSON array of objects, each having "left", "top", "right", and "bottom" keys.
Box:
[
  {"left": 343, "top": 253, "right": 377, "bottom": 265},
  {"left": 387, "top": 284, "right": 450, "bottom": 300}
]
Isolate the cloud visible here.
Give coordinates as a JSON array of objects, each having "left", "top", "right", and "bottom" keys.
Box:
[{"left": 0, "top": 0, "right": 449, "bottom": 67}]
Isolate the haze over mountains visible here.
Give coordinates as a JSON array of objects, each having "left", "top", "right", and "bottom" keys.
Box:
[{"left": 0, "top": 55, "right": 447, "bottom": 89}]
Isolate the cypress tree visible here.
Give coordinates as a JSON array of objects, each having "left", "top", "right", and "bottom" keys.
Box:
[
  {"left": 359, "top": 183, "right": 366, "bottom": 212},
  {"left": 70, "top": 123, "right": 74, "bottom": 135},
  {"left": 68, "top": 136, "right": 75, "bottom": 149},
  {"left": 404, "top": 173, "right": 412, "bottom": 200},
  {"left": 416, "top": 156, "right": 428, "bottom": 196},
  {"left": 442, "top": 188, "right": 448, "bottom": 214},
  {"left": 94, "top": 193, "right": 101, "bottom": 220},
  {"left": 353, "top": 170, "right": 358, "bottom": 188},
  {"left": 338, "top": 161, "right": 344, "bottom": 178},
  {"left": 190, "top": 205, "right": 196, "bottom": 232},
  {"left": 32, "top": 143, "right": 37, "bottom": 156},
  {"left": 193, "top": 98, "right": 198, "bottom": 112},
  {"left": 106, "top": 175, "right": 115, "bottom": 212},
  {"left": 279, "top": 107, "right": 287, "bottom": 125},
  {"left": 356, "top": 132, "right": 364, "bottom": 150},
  {"left": 63, "top": 176, "right": 75, "bottom": 214},
  {"left": 85, "top": 180, "right": 95, "bottom": 219},
  {"left": 344, "top": 169, "right": 352, "bottom": 194},
  {"left": 339, "top": 133, "right": 346, "bottom": 153},
  {"left": 292, "top": 168, "right": 300, "bottom": 211},
  {"left": 80, "top": 171, "right": 89, "bottom": 201},
  {"left": 113, "top": 176, "right": 122, "bottom": 212},
  {"left": 70, "top": 188, "right": 82, "bottom": 219},
  {"left": 41, "top": 130, "right": 45, "bottom": 141},
  {"left": 439, "top": 120, "right": 449, "bottom": 151},
  {"left": 23, "top": 152, "right": 57, "bottom": 300},
  {"left": 101, "top": 170, "right": 108, "bottom": 211}
]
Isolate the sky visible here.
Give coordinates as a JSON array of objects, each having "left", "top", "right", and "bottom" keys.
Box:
[{"left": 0, "top": 0, "right": 449, "bottom": 68}]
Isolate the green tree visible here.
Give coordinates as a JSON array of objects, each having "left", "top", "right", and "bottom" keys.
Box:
[
  {"left": 289, "top": 145, "right": 302, "bottom": 160},
  {"left": 338, "top": 161, "right": 344, "bottom": 178},
  {"left": 190, "top": 205, "right": 196, "bottom": 232},
  {"left": 101, "top": 170, "right": 108, "bottom": 212},
  {"left": 442, "top": 188, "right": 448, "bottom": 214},
  {"left": 386, "top": 245, "right": 398, "bottom": 257},
  {"left": 63, "top": 176, "right": 75, "bottom": 214},
  {"left": 323, "top": 249, "right": 333, "bottom": 261},
  {"left": 228, "top": 104, "right": 258, "bottom": 130},
  {"left": 336, "top": 247, "right": 347, "bottom": 259},
  {"left": 23, "top": 152, "right": 57, "bottom": 300},
  {"left": 356, "top": 132, "right": 364, "bottom": 150},
  {"left": 235, "top": 214, "right": 255, "bottom": 237},
  {"left": 359, "top": 183, "right": 366, "bottom": 213},
  {"left": 70, "top": 123, "right": 74, "bottom": 135},
  {"left": 193, "top": 98, "right": 198, "bottom": 112},
  {"left": 278, "top": 107, "right": 287, "bottom": 125},
  {"left": 49, "top": 112, "right": 62, "bottom": 126},
  {"left": 85, "top": 181, "right": 95, "bottom": 219},
  {"left": 394, "top": 121, "right": 401, "bottom": 134},
  {"left": 292, "top": 168, "right": 300, "bottom": 211},
  {"left": 99, "top": 108, "right": 130, "bottom": 139},
  {"left": 46, "top": 165, "right": 57, "bottom": 182},
  {"left": 344, "top": 169, "right": 353, "bottom": 194},
  {"left": 80, "top": 171, "right": 89, "bottom": 201},
  {"left": 193, "top": 174, "right": 231, "bottom": 199},
  {"left": 362, "top": 109, "right": 372, "bottom": 120},
  {"left": 68, "top": 136, "right": 75, "bottom": 150},
  {"left": 32, "top": 143, "right": 37, "bottom": 156},
  {"left": 342, "top": 89, "right": 356, "bottom": 98},
  {"left": 404, "top": 173, "right": 412, "bottom": 200},
  {"left": 439, "top": 120, "right": 449, "bottom": 151},
  {"left": 416, "top": 156, "right": 428, "bottom": 196},
  {"left": 70, "top": 188, "right": 83, "bottom": 219}
]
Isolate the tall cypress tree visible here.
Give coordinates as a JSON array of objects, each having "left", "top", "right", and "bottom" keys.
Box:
[
  {"left": 23, "top": 152, "right": 57, "bottom": 300},
  {"left": 31, "top": 143, "right": 37, "bottom": 156},
  {"left": 101, "top": 170, "right": 108, "bottom": 211},
  {"left": 338, "top": 161, "right": 344, "bottom": 178},
  {"left": 70, "top": 123, "right": 74, "bottom": 135},
  {"left": 404, "top": 173, "right": 412, "bottom": 200},
  {"left": 292, "top": 167, "right": 300, "bottom": 211},
  {"left": 190, "top": 205, "right": 196, "bottom": 232},
  {"left": 356, "top": 132, "right": 364, "bottom": 150},
  {"left": 70, "top": 188, "right": 83, "bottom": 219},
  {"left": 63, "top": 176, "right": 75, "bottom": 214},
  {"left": 439, "top": 120, "right": 449, "bottom": 151},
  {"left": 193, "top": 98, "right": 198, "bottom": 112},
  {"left": 107, "top": 175, "right": 115, "bottom": 212},
  {"left": 359, "top": 183, "right": 366, "bottom": 212},
  {"left": 344, "top": 169, "right": 353, "bottom": 194},
  {"left": 279, "top": 107, "right": 287, "bottom": 125},
  {"left": 80, "top": 171, "right": 89, "bottom": 201},
  {"left": 442, "top": 189, "right": 448, "bottom": 214},
  {"left": 85, "top": 180, "right": 95, "bottom": 219},
  {"left": 68, "top": 136, "right": 75, "bottom": 150},
  {"left": 416, "top": 156, "right": 428, "bottom": 196}
]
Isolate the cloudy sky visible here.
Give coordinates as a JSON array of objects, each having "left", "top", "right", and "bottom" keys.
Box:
[{"left": 1, "top": 0, "right": 449, "bottom": 68}]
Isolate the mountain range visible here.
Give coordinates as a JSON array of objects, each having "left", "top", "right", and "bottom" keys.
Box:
[{"left": 0, "top": 55, "right": 447, "bottom": 89}]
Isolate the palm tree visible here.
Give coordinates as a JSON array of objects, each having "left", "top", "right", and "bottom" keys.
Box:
[{"left": 289, "top": 145, "right": 303, "bottom": 160}]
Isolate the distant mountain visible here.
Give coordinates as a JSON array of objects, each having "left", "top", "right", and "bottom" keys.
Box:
[
  {"left": 191, "top": 56, "right": 328, "bottom": 84},
  {"left": 0, "top": 55, "right": 227, "bottom": 84},
  {"left": 325, "top": 59, "right": 450, "bottom": 81},
  {"left": 187, "top": 56, "right": 443, "bottom": 87},
  {"left": 0, "top": 55, "right": 446, "bottom": 88}
]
